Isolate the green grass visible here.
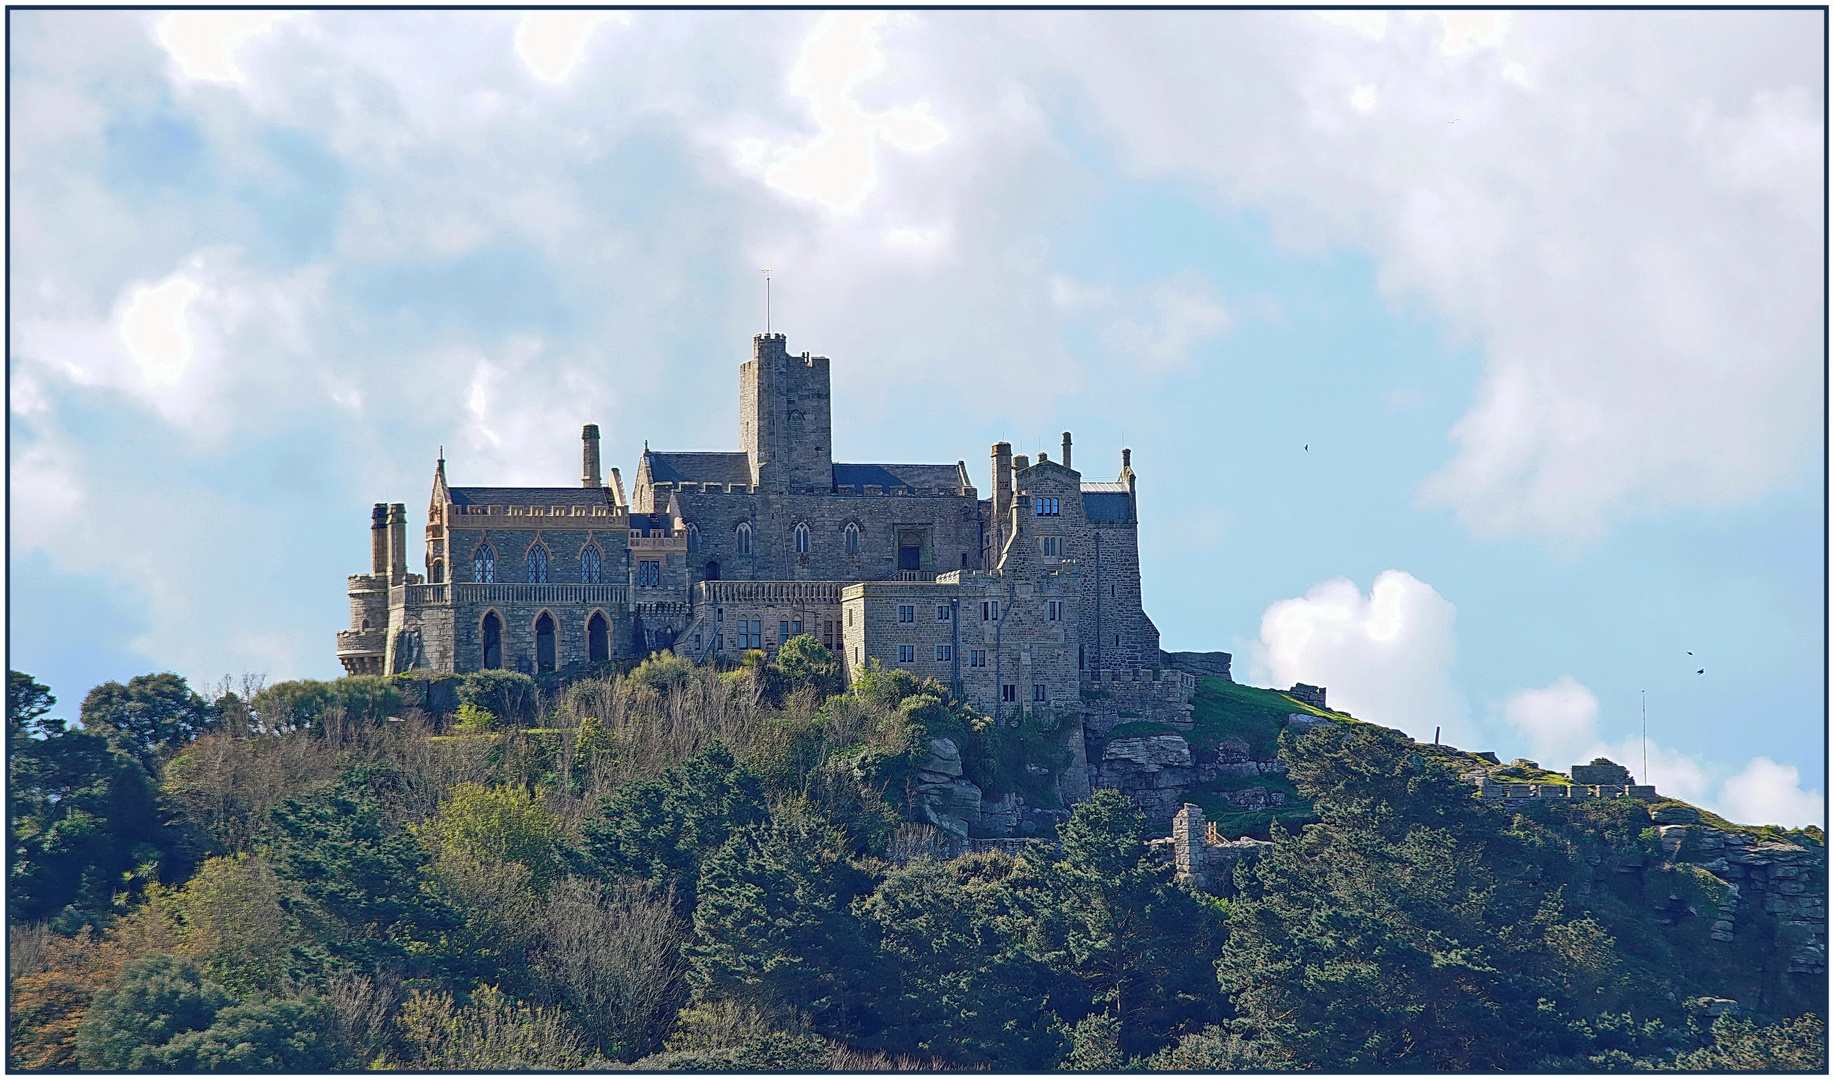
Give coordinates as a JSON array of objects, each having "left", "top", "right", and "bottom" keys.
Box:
[{"left": 1187, "top": 676, "right": 1354, "bottom": 758}]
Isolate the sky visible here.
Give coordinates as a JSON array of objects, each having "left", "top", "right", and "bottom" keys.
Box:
[{"left": 8, "top": 9, "right": 1825, "bottom": 826}]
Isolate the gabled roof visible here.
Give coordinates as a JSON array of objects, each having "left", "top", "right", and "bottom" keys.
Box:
[
  {"left": 644, "top": 451, "right": 753, "bottom": 487},
  {"left": 447, "top": 487, "right": 618, "bottom": 510},
  {"left": 833, "top": 462, "right": 964, "bottom": 492}
]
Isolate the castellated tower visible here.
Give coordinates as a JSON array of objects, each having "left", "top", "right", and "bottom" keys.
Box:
[{"left": 740, "top": 332, "right": 832, "bottom": 493}]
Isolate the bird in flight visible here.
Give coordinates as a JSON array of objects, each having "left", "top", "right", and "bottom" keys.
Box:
[
  {"left": 1697, "top": 669, "right": 1705, "bottom": 675},
  {"left": 1303, "top": 444, "right": 1309, "bottom": 452}
]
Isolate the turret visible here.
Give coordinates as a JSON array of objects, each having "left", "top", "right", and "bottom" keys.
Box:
[
  {"left": 386, "top": 503, "right": 408, "bottom": 586},
  {"left": 370, "top": 503, "right": 388, "bottom": 575},
  {"left": 582, "top": 423, "right": 603, "bottom": 488}
]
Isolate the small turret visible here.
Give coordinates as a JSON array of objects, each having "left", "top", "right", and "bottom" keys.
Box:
[{"left": 582, "top": 424, "right": 603, "bottom": 488}]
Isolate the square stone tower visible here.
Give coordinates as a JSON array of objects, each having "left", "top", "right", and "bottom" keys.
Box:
[{"left": 740, "top": 333, "right": 832, "bottom": 493}]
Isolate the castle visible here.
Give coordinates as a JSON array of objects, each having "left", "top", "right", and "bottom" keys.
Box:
[{"left": 338, "top": 331, "right": 1194, "bottom": 738}]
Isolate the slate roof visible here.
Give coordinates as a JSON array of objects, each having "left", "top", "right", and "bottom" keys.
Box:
[
  {"left": 447, "top": 487, "right": 618, "bottom": 509},
  {"left": 644, "top": 451, "right": 753, "bottom": 487},
  {"left": 1081, "top": 483, "right": 1132, "bottom": 522},
  {"left": 832, "top": 463, "right": 963, "bottom": 492}
]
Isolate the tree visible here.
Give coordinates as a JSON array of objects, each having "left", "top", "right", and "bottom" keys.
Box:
[
  {"left": 74, "top": 952, "right": 334, "bottom": 1071},
  {"left": 9, "top": 669, "right": 59, "bottom": 738},
  {"left": 773, "top": 635, "right": 843, "bottom": 699},
  {"left": 581, "top": 742, "right": 767, "bottom": 910},
  {"left": 529, "top": 879, "right": 688, "bottom": 1061},
  {"left": 1029, "top": 790, "right": 1224, "bottom": 1060},
  {"left": 414, "top": 782, "right": 566, "bottom": 896},
  {"left": 395, "top": 985, "right": 600, "bottom": 1070},
  {"left": 857, "top": 854, "right": 1062, "bottom": 1067},
  {"left": 78, "top": 672, "right": 213, "bottom": 766},
  {"left": 457, "top": 670, "right": 538, "bottom": 726},
  {"left": 170, "top": 854, "right": 299, "bottom": 995},
  {"left": 684, "top": 817, "right": 878, "bottom": 1038},
  {"left": 1216, "top": 724, "right": 1577, "bottom": 1071},
  {"left": 266, "top": 764, "right": 464, "bottom": 984},
  {"left": 1671, "top": 1012, "right": 1826, "bottom": 1072}
]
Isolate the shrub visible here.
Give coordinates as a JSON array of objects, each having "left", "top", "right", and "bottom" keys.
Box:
[
  {"left": 772, "top": 635, "right": 842, "bottom": 699},
  {"left": 458, "top": 670, "right": 538, "bottom": 726},
  {"left": 252, "top": 679, "right": 337, "bottom": 733},
  {"left": 628, "top": 650, "right": 694, "bottom": 695}
]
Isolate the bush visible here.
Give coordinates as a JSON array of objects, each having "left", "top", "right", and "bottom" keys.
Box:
[
  {"left": 458, "top": 670, "right": 538, "bottom": 726},
  {"left": 772, "top": 635, "right": 842, "bottom": 699},
  {"left": 628, "top": 650, "right": 694, "bottom": 695},
  {"left": 252, "top": 679, "right": 337, "bottom": 733}
]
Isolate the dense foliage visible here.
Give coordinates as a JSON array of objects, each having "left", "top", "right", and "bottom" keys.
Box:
[{"left": 7, "top": 652, "right": 1825, "bottom": 1071}]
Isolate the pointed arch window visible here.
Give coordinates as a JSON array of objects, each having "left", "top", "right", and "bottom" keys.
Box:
[
  {"left": 430, "top": 559, "right": 444, "bottom": 584},
  {"left": 736, "top": 521, "right": 753, "bottom": 555},
  {"left": 794, "top": 522, "right": 811, "bottom": 554},
  {"left": 535, "top": 613, "right": 556, "bottom": 673},
  {"left": 473, "top": 544, "right": 496, "bottom": 583},
  {"left": 581, "top": 545, "right": 603, "bottom": 584},
  {"left": 527, "top": 545, "right": 549, "bottom": 584},
  {"left": 482, "top": 612, "right": 503, "bottom": 669},
  {"left": 843, "top": 522, "right": 860, "bottom": 555},
  {"left": 686, "top": 523, "right": 701, "bottom": 553}
]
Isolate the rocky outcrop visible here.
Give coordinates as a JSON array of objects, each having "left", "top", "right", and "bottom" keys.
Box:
[
  {"left": 1656, "top": 821, "right": 1827, "bottom": 974},
  {"left": 1098, "top": 735, "right": 1197, "bottom": 821},
  {"left": 910, "top": 738, "right": 983, "bottom": 837}
]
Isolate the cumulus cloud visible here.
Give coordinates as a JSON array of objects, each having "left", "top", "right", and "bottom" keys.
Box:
[
  {"left": 1250, "top": 570, "right": 1471, "bottom": 746},
  {"left": 514, "top": 11, "right": 629, "bottom": 84},
  {"left": 1054, "top": 10, "right": 1823, "bottom": 547},
  {"left": 1501, "top": 677, "right": 1821, "bottom": 826},
  {"left": 154, "top": 11, "right": 289, "bottom": 83}
]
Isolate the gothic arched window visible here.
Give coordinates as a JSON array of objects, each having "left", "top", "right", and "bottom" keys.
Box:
[
  {"left": 481, "top": 612, "right": 502, "bottom": 669},
  {"left": 736, "top": 521, "right": 753, "bottom": 555},
  {"left": 535, "top": 612, "right": 556, "bottom": 673},
  {"left": 581, "top": 545, "right": 603, "bottom": 584},
  {"left": 843, "top": 522, "right": 860, "bottom": 555},
  {"left": 473, "top": 544, "right": 495, "bottom": 583},
  {"left": 686, "top": 523, "right": 701, "bottom": 553},
  {"left": 794, "top": 522, "right": 810, "bottom": 554},
  {"left": 528, "top": 545, "right": 549, "bottom": 584},
  {"left": 430, "top": 559, "right": 444, "bottom": 584}
]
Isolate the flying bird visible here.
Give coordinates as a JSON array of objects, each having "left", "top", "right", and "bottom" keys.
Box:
[
  {"left": 1303, "top": 444, "right": 1309, "bottom": 452},
  {"left": 1697, "top": 669, "right": 1705, "bottom": 675}
]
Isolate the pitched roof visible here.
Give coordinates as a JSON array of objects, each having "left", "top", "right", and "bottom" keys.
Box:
[
  {"left": 1081, "top": 484, "right": 1132, "bottom": 522},
  {"left": 446, "top": 487, "right": 618, "bottom": 510},
  {"left": 832, "top": 462, "right": 963, "bottom": 492},
  {"left": 644, "top": 451, "right": 753, "bottom": 487}
]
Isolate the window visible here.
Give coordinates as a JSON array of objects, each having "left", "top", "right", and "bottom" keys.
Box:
[
  {"left": 1001, "top": 684, "right": 1017, "bottom": 702},
  {"left": 527, "top": 546, "right": 549, "bottom": 583},
  {"left": 823, "top": 620, "right": 835, "bottom": 649},
  {"left": 780, "top": 620, "right": 790, "bottom": 638},
  {"left": 844, "top": 522, "right": 860, "bottom": 555},
  {"left": 588, "top": 612, "right": 610, "bottom": 662},
  {"left": 581, "top": 545, "right": 603, "bottom": 584},
  {"left": 430, "top": 559, "right": 444, "bottom": 584},
  {"left": 847, "top": 609, "right": 853, "bottom": 626},
  {"left": 898, "top": 605, "right": 915, "bottom": 623},
  {"left": 898, "top": 644, "right": 916, "bottom": 663},
  {"left": 481, "top": 613, "right": 503, "bottom": 669},
  {"left": 1035, "top": 496, "right": 1060, "bottom": 516},
  {"left": 970, "top": 650, "right": 986, "bottom": 668},
  {"left": 794, "top": 522, "right": 810, "bottom": 554},
  {"left": 937, "top": 605, "right": 951, "bottom": 621},
  {"left": 736, "top": 620, "right": 761, "bottom": 649},
  {"left": 935, "top": 644, "right": 952, "bottom": 662},
  {"left": 686, "top": 523, "right": 700, "bottom": 553},
  {"left": 736, "top": 521, "right": 753, "bottom": 555},
  {"left": 1033, "top": 683, "right": 1046, "bottom": 702},
  {"left": 793, "top": 620, "right": 803, "bottom": 635},
  {"left": 536, "top": 613, "right": 557, "bottom": 673},
  {"left": 638, "top": 560, "right": 661, "bottom": 587},
  {"left": 715, "top": 633, "right": 724, "bottom": 651},
  {"left": 694, "top": 633, "right": 702, "bottom": 651},
  {"left": 1042, "top": 536, "right": 1061, "bottom": 556},
  {"left": 1048, "top": 601, "right": 1063, "bottom": 621},
  {"left": 983, "top": 600, "right": 1000, "bottom": 621}
]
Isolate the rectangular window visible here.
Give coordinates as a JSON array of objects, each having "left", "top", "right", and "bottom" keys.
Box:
[
  {"left": 898, "top": 605, "right": 915, "bottom": 623},
  {"left": 793, "top": 620, "right": 802, "bottom": 635},
  {"left": 1001, "top": 684, "right": 1017, "bottom": 702},
  {"left": 1042, "top": 536, "right": 1061, "bottom": 556},
  {"left": 1032, "top": 684, "right": 1046, "bottom": 702},
  {"left": 983, "top": 600, "right": 1000, "bottom": 621},
  {"left": 823, "top": 620, "right": 835, "bottom": 648},
  {"left": 715, "top": 634, "right": 724, "bottom": 651},
  {"left": 638, "top": 560, "right": 661, "bottom": 587},
  {"left": 899, "top": 644, "right": 916, "bottom": 663},
  {"left": 935, "top": 644, "right": 952, "bottom": 662},
  {"left": 1035, "top": 496, "right": 1059, "bottom": 516},
  {"left": 847, "top": 609, "right": 854, "bottom": 626},
  {"left": 1048, "top": 601, "right": 1062, "bottom": 621},
  {"left": 970, "top": 650, "right": 986, "bottom": 668},
  {"left": 780, "top": 620, "right": 790, "bottom": 638},
  {"left": 694, "top": 633, "right": 702, "bottom": 651},
  {"left": 937, "top": 605, "right": 951, "bottom": 621}
]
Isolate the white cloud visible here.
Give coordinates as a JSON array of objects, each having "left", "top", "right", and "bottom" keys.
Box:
[
  {"left": 154, "top": 11, "right": 288, "bottom": 83},
  {"left": 1719, "top": 757, "right": 1824, "bottom": 828},
  {"left": 514, "top": 11, "right": 629, "bottom": 84},
  {"left": 1061, "top": 10, "right": 1823, "bottom": 547},
  {"left": 119, "top": 276, "right": 202, "bottom": 388},
  {"left": 1251, "top": 570, "right": 1471, "bottom": 745},
  {"left": 1100, "top": 274, "right": 1233, "bottom": 373},
  {"left": 1499, "top": 677, "right": 1819, "bottom": 824},
  {"left": 753, "top": 13, "right": 949, "bottom": 214}
]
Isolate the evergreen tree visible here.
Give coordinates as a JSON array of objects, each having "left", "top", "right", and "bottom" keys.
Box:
[{"left": 78, "top": 673, "right": 213, "bottom": 767}]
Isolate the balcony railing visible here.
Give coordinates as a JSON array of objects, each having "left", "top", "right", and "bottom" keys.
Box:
[
  {"left": 692, "top": 580, "right": 844, "bottom": 606},
  {"left": 395, "top": 583, "right": 631, "bottom": 607}
]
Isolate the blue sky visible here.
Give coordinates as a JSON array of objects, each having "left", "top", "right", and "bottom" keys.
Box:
[{"left": 8, "top": 9, "right": 1824, "bottom": 825}]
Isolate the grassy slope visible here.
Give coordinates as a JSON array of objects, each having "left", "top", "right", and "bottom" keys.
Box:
[{"left": 1176, "top": 677, "right": 1362, "bottom": 839}]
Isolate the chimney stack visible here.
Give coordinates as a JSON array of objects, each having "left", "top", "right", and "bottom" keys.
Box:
[
  {"left": 991, "top": 442, "right": 1013, "bottom": 563},
  {"left": 581, "top": 424, "right": 603, "bottom": 488},
  {"left": 386, "top": 503, "right": 408, "bottom": 585},
  {"left": 1061, "top": 431, "right": 1073, "bottom": 469},
  {"left": 1012, "top": 454, "right": 1029, "bottom": 472},
  {"left": 370, "top": 503, "right": 389, "bottom": 575}
]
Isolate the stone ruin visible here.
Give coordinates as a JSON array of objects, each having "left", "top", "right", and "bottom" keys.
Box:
[{"left": 1149, "top": 802, "right": 1269, "bottom": 894}]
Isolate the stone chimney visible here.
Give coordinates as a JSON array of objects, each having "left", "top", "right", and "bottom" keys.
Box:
[
  {"left": 1013, "top": 453, "right": 1029, "bottom": 472},
  {"left": 370, "top": 503, "right": 389, "bottom": 576},
  {"left": 386, "top": 503, "right": 408, "bottom": 586},
  {"left": 991, "top": 441, "right": 1013, "bottom": 561},
  {"left": 581, "top": 424, "right": 603, "bottom": 488},
  {"left": 1061, "top": 431, "right": 1073, "bottom": 469}
]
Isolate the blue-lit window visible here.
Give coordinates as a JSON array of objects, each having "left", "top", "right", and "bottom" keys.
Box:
[
  {"left": 581, "top": 545, "right": 603, "bottom": 584},
  {"left": 473, "top": 544, "right": 495, "bottom": 583},
  {"left": 527, "top": 546, "right": 549, "bottom": 583},
  {"left": 1035, "top": 496, "right": 1059, "bottom": 516},
  {"left": 898, "top": 644, "right": 916, "bottom": 663},
  {"left": 935, "top": 644, "right": 951, "bottom": 661}
]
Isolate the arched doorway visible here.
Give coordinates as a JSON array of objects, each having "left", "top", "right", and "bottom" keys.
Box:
[
  {"left": 535, "top": 613, "right": 556, "bottom": 672},
  {"left": 482, "top": 612, "right": 502, "bottom": 669},
  {"left": 588, "top": 612, "right": 609, "bottom": 663},
  {"left": 705, "top": 560, "right": 721, "bottom": 581}
]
